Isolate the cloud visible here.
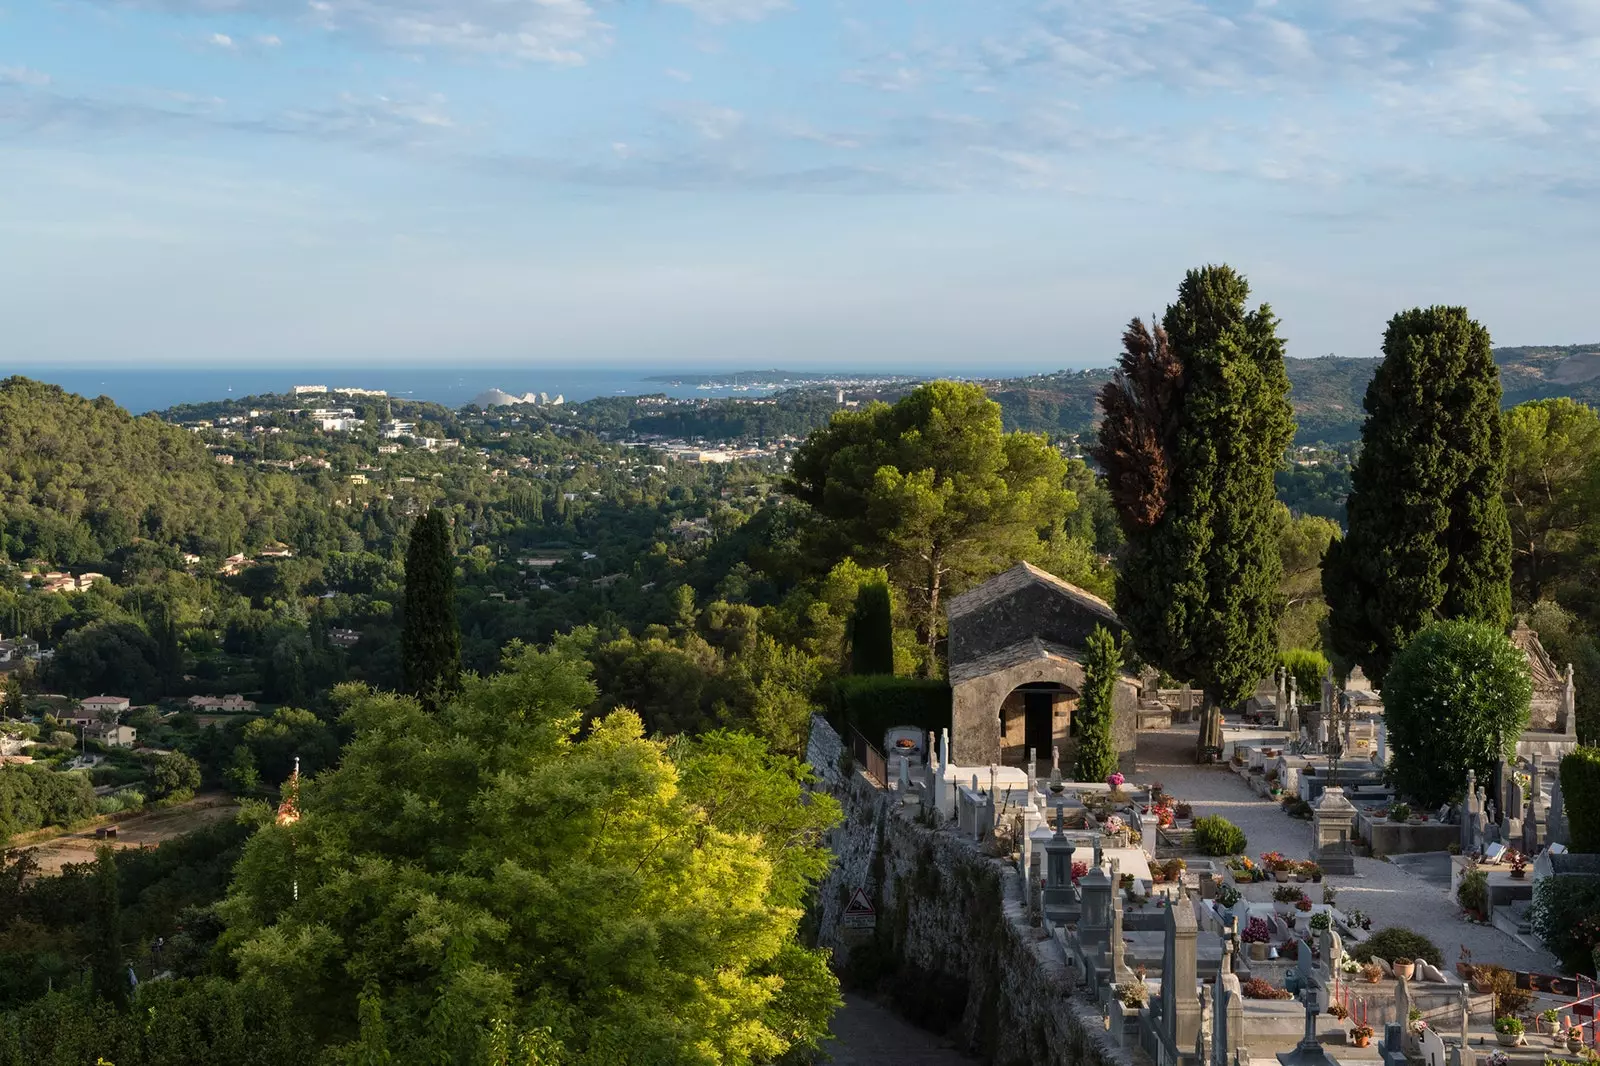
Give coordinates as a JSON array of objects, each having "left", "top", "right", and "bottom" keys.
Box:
[
  {"left": 0, "top": 66, "right": 51, "bottom": 87},
  {"left": 664, "top": 68, "right": 692, "bottom": 82},
  {"left": 660, "top": 0, "right": 790, "bottom": 24},
  {"left": 88, "top": 0, "right": 608, "bottom": 64},
  {"left": 207, "top": 32, "right": 237, "bottom": 50}
]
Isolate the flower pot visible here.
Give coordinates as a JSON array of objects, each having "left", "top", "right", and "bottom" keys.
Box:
[
  {"left": 1511, "top": 870, "right": 1527, "bottom": 880},
  {"left": 1497, "top": 1034, "right": 1520, "bottom": 1047},
  {"left": 1294, "top": 873, "right": 1308, "bottom": 883},
  {"left": 1312, "top": 873, "right": 1323, "bottom": 883},
  {"left": 1364, "top": 973, "right": 1382, "bottom": 985},
  {"left": 1354, "top": 1036, "right": 1371, "bottom": 1048},
  {"left": 1249, "top": 942, "right": 1269, "bottom": 961},
  {"left": 1274, "top": 871, "right": 1288, "bottom": 883},
  {"left": 1569, "top": 1039, "right": 1584, "bottom": 1054},
  {"left": 1394, "top": 962, "right": 1415, "bottom": 980}
]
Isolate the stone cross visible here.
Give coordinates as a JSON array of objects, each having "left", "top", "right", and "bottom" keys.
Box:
[
  {"left": 1549, "top": 772, "right": 1569, "bottom": 845},
  {"left": 1524, "top": 753, "right": 1547, "bottom": 854},
  {"left": 939, "top": 728, "right": 949, "bottom": 771},
  {"left": 1286, "top": 675, "right": 1300, "bottom": 734},
  {"left": 1460, "top": 770, "right": 1479, "bottom": 852},
  {"left": 1564, "top": 663, "right": 1578, "bottom": 736},
  {"left": 1395, "top": 976, "right": 1416, "bottom": 1054}
]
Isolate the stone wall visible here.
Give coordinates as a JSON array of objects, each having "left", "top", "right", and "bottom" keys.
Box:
[{"left": 807, "top": 715, "right": 1134, "bottom": 1066}]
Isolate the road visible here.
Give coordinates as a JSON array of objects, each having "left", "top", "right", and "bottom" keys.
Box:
[{"left": 823, "top": 994, "right": 977, "bottom": 1065}]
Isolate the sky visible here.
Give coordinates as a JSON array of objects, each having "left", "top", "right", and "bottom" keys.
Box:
[{"left": 2, "top": 1, "right": 1598, "bottom": 371}]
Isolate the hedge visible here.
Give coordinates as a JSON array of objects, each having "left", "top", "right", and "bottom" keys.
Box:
[
  {"left": 1350, "top": 928, "right": 1442, "bottom": 968},
  {"left": 1560, "top": 746, "right": 1600, "bottom": 854},
  {"left": 1279, "top": 648, "right": 1330, "bottom": 702},
  {"left": 1529, "top": 872, "right": 1600, "bottom": 975},
  {"left": 1192, "top": 814, "right": 1247, "bottom": 857},
  {"left": 829, "top": 675, "right": 951, "bottom": 752}
]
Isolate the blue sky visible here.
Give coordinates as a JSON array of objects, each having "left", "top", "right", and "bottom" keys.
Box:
[{"left": 2, "top": 0, "right": 1598, "bottom": 371}]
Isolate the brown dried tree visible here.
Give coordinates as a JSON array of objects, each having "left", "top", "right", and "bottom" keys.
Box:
[{"left": 1091, "top": 317, "right": 1185, "bottom": 528}]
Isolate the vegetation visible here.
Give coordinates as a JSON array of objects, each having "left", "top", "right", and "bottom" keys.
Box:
[
  {"left": 1382, "top": 620, "right": 1532, "bottom": 808},
  {"left": 1529, "top": 872, "right": 1600, "bottom": 976},
  {"left": 1072, "top": 625, "right": 1121, "bottom": 782},
  {"left": 0, "top": 764, "right": 97, "bottom": 843},
  {"left": 220, "top": 645, "right": 842, "bottom": 1064},
  {"left": 1096, "top": 265, "right": 1293, "bottom": 755},
  {"left": 849, "top": 578, "right": 896, "bottom": 676},
  {"left": 1324, "top": 307, "right": 1512, "bottom": 684},
  {"left": 401, "top": 508, "right": 461, "bottom": 708},
  {"left": 1278, "top": 648, "right": 1330, "bottom": 702},
  {"left": 1192, "top": 814, "right": 1247, "bottom": 857},
  {"left": 1502, "top": 399, "right": 1600, "bottom": 605},
  {"left": 1350, "top": 928, "right": 1443, "bottom": 968},
  {"left": 786, "top": 381, "right": 1078, "bottom": 671},
  {"left": 1559, "top": 747, "right": 1600, "bottom": 854}
]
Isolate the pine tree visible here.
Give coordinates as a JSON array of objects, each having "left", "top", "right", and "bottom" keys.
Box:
[
  {"left": 1094, "top": 265, "right": 1294, "bottom": 758},
  {"left": 848, "top": 579, "right": 896, "bottom": 676},
  {"left": 1073, "top": 625, "right": 1122, "bottom": 782},
  {"left": 1323, "top": 307, "right": 1512, "bottom": 684},
  {"left": 402, "top": 508, "right": 461, "bottom": 708}
]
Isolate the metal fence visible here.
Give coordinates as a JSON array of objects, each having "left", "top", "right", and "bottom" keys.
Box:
[{"left": 850, "top": 727, "right": 888, "bottom": 787}]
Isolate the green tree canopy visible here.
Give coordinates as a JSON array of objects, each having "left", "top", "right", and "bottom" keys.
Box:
[
  {"left": 849, "top": 579, "right": 895, "bottom": 676},
  {"left": 400, "top": 508, "right": 460, "bottom": 707},
  {"left": 1324, "top": 307, "right": 1512, "bottom": 684},
  {"left": 786, "top": 381, "right": 1074, "bottom": 673},
  {"left": 1502, "top": 398, "right": 1600, "bottom": 607},
  {"left": 218, "top": 644, "right": 841, "bottom": 1065},
  {"left": 1382, "top": 620, "right": 1531, "bottom": 808},
  {"left": 1072, "top": 625, "right": 1121, "bottom": 782},
  {"left": 1094, "top": 265, "right": 1294, "bottom": 755}
]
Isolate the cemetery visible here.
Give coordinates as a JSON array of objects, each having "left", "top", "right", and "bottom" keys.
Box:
[{"left": 811, "top": 564, "right": 1600, "bottom": 1066}]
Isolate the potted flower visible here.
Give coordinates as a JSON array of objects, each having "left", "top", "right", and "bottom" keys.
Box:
[
  {"left": 1120, "top": 872, "right": 1135, "bottom": 892},
  {"left": 1273, "top": 884, "right": 1305, "bottom": 915},
  {"left": 1242, "top": 917, "right": 1271, "bottom": 961},
  {"left": 1116, "top": 980, "right": 1148, "bottom": 1009},
  {"left": 1393, "top": 957, "right": 1415, "bottom": 980},
  {"left": 1309, "top": 911, "right": 1332, "bottom": 934},
  {"left": 1486, "top": 1051, "right": 1509, "bottom": 1066},
  {"left": 1328, "top": 1003, "right": 1349, "bottom": 1021},
  {"left": 1389, "top": 802, "right": 1411, "bottom": 823},
  {"left": 1174, "top": 801, "right": 1193, "bottom": 820},
  {"left": 1262, "top": 852, "right": 1291, "bottom": 882},
  {"left": 1568, "top": 1026, "right": 1585, "bottom": 1053},
  {"left": 1295, "top": 897, "right": 1314, "bottom": 919},
  {"left": 1410, "top": 1009, "right": 1428, "bottom": 1038},
  {"left": 1339, "top": 953, "right": 1361, "bottom": 976},
  {"left": 1107, "top": 771, "right": 1125, "bottom": 790},
  {"left": 1351, "top": 1023, "right": 1375, "bottom": 1048},
  {"left": 1539, "top": 1009, "right": 1559, "bottom": 1036},
  {"left": 1303, "top": 861, "right": 1324, "bottom": 884},
  {"left": 1510, "top": 852, "right": 1528, "bottom": 880},
  {"left": 1071, "top": 860, "right": 1088, "bottom": 885},
  {"left": 1218, "top": 882, "right": 1241, "bottom": 908},
  {"left": 1163, "top": 857, "right": 1187, "bottom": 882},
  {"left": 1494, "top": 1017, "right": 1524, "bottom": 1047},
  {"left": 1361, "top": 963, "right": 1384, "bottom": 984}
]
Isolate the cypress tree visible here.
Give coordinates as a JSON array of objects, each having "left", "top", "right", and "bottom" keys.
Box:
[
  {"left": 1095, "top": 265, "right": 1294, "bottom": 758},
  {"left": 402, "top": 508, "right": 460, "bottom": 708},
  {"left": 1323, "top": 307, "right": 1511, "bottom": 684},
  {"left": 90, "top": 846, "right": 126, "bottom": 1008},
  {"left": 849, "top": 579, "right": 896, "bottom": 676},
  {"left": 1073, "top": 625, "right": 1122, "bottom": 782}
]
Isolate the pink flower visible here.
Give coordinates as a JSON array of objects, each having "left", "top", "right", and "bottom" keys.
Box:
[{"left": 1107, "top": 772, "right": 1125, "bottom": 789}]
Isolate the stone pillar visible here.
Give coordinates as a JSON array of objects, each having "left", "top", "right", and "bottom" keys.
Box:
[
  {"left": 1549, "top": 772, "right": 1569, "bottom": 846},
  {"left": 1524, "top": 753, "right": 1546, "bottom": 854},
  {"left": 1501, "top": 764, "right": 1524, "bottom": 844},
  {"left": 1161, "top": 897, "right": 1202, "bottom": 1055},
  {"left": 1564, "top": 663, "right": 1578, "bottom": 737},
  {"left": 1461, "top": 770, "right": 1480, "bottom": 853},
  {"left": 1275, "top": 666, "right": 1288, "bottom": 728},
  {"left": 1312, "top": 786, "right": 1358, "bottom": 875},
  {"left": 1286, "top": 675, "right": 1300, "bottom": 736},
  {"left": 1109, "top": 859, "right": 1126, "bottom": 977}
]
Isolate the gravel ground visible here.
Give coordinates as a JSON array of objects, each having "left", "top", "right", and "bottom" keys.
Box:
[
  {"left": 823, "top": 994, "right": 977, "bottom": 1065},
  {"left": 1137, "top": 728, "right": 1559, "bottom": 975}
]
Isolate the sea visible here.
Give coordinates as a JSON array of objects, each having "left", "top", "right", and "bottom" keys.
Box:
[{"left": 5, "top": 367, "right": 809, "bottom": 414}]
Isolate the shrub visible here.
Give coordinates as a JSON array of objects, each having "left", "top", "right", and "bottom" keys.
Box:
[
  {"left": 1193, "top": 814, "right": 1247, "bottom": 856},
  {"left": 1274, "top": 885, "right": 1309, "bottom": 904},
  {"left": 1162, "top": 858, "right": 1187, "bottom": 880},
  {"left": 1309, "top": 912, "right": 1332, "bottom": 932},
  {"left": 1529, "top": 874, "right": 1600, "bottom": 974},
  {"left": 1494, "top": 1017, "right": 1524, "bottom": 1037},
  {"left": 1116, "top": 981, "right": 1148, "bottom": 1008},
  {"left": 1243, "top": 977, "right": 1292, "bottom": 1000},
  {"left": 1389, "top": 803, "right": 1412, "bottom": 822},
  {"left": 1560, "top": 746, "right": 1600, "bottom": 854},
  {"left": 1073, "top": 625, "right": 1122, "bottom": 782},
  {"left": 1458, "top": 867, "right": 1489, "bottom": 915},
  {"left": 829, "top": 675, "right": 951, "bottom": 748},
  {"left": 1174, "top": 802, "right": 1193, "bottom": 819},
  {"left": 1383, "top": 621, "right": 1532, "bottom": 808},
  {"left": 1351, "top": 928, "right": 1442, "bottom": 968},
  {"left": 1281, "top": 795, "right": 1313, "bottom": 819},
  {"left": 848, "top": 579, "right": 896, "bottom": 676},
  {"left": 1280, "top": 649, "right": 1331, "bottom": 701}
]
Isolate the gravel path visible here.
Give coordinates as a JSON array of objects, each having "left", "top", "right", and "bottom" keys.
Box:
[
  {"left": 824, "top": 994, "right": 977, "bottom": 1065},
  {"left": 1137, "top": 728, "right": 1558, "bottom": 975}
]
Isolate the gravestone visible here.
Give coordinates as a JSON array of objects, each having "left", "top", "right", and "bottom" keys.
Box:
[
  {"left": 1277, "top": 939, "right": 1338, "bottom": 1066},
  {"left": 1395, "top": 975, "right": 1416, "bottom": 1054},
  {"left": 1109, "top": 858, "right": 1126, "bottom": 977},
  {"left": 1286, "top": 675, "right": 1300, "bottom": 735},
  {"left": 1215, "top": 974, "right": 1243, "bottom": 1066},
  {"left": 1523, "top": 752, "right": 1546, "bottom": 855},
  {"left": 1160, "top": 895, "right": 1202, "bottom": 1056},
  {"left": 1460, "top": 770, "right": 1480, "bottom": 853},
  {"left": 1043, "top": 806, "right": 1075, "bottom": 906},
  {"left": 1312, "top": 786, "right": 1358, "bottom": 875},
  {"left": 1378, "top": 1024, "right": 1407, "bottom": 1066},
  {"left": 1501, "top": 761, "right": 1525, "bottom": 843},
  {"left": 1549, "top": 772, "right": 1569, "bottom": 846}
]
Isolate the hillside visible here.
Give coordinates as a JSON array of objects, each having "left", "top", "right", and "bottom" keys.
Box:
[{"left": 975, "top": 345, "right": 1600, "bottom": 444}]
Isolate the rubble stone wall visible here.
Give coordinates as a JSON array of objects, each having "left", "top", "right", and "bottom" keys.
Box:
[{"left": 807, "top": 715, "right": 1134, "bottom": 1066}]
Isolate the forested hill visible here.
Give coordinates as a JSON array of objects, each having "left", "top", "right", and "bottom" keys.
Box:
[
  {"left": 982, "top": 344, "right": 1600, "bottom": 444},
  {"left": 0, "top": 377, "right": 284, "bottom": 563}
]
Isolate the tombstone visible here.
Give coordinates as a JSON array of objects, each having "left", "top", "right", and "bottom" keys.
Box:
[
  {"left": 1160, "top": 895, "right": 1203, "bottom": 1055},
  {"left": 1027, "top": 747, "right": 1039, "bottom": 804},
  {"left": 1448, "top": 1044, "right": 1478, "bottom": 1066},
  {"left": 1278, "top": 940, "right": 1338, "bottom": 1066},
  {"left": 1081, "top": 858, "right": 1114, "bottom": 944},
  {"left": 1048, "top": 745, "right": 1065, "bottom": 798},
  {"left": 1548, "top": 771, "right": 1569, "bottom": 846},
  {"left": 1318, "top": 926, "right": 1342, "bottom": 973},
  {"left": 1460, "top": 770, "right": 1480, "bottom": 853},
  {"left": 1109, "top": 858, "right": 1127, "bottom": 976},
  {"left": 1199, "top": 871, "right": 1217, "bottom": 901},
  {"left": 1523, "top": 753, "right": 1547, "bottom": 854},
  {"left": 1028, "top": 849, "right": 1043, "bottom": 924},
  {"left": 896, "top": 754, "right": 912, "bottom": 797},
  {"left": 1312, "top": 786, "right": 1358, "bottom": 875},
  {"left": 1286, "top": 675, "right": 1300, "bottom": 735},
  {"left": 1043, "top": 807, "right": 1076, "bottom": 907},
  {"left": 1275, "top": 666, "right": 1289, "bottom": 728},
  {"left": 1198, "top": 983, "right": 1214, "bottom": 1066},
  {"left": 1563, "top": 663, "right": 1578, "bottom": 736},
  {"left": 1180, "top": 683, "right": 1194, "bottom": 722},
  {"left": 1215, "top": 974, "right": 1244, "bottom": 1066},
  {"left": 1378, "top": 1024, "right": 1408, "bottom": 1066},
  {"left": 1220, "top": 915, "right": 1238, "bottom": 977},
  {"left": 1501, "top": 763, "right": 1525, "bottom": 843},
  {"left": 1374, "top": 716, "right": 1389, "bottom": 765},
  {"left": 1395, "top": 975, "right": 1416, "bottom": 1054}
]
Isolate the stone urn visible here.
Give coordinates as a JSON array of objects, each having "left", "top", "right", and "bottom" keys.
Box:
[
  {"left": 1498, "top": 1033, "right": 1520, "bottom": 1048},
  {"left": 1569, "top": 1035, "right": 1585, "bottom": 1054}
]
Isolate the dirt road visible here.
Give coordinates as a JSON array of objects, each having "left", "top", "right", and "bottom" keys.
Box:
[{"left": 20, "top": 793, "right": 239, "bottom": 875}]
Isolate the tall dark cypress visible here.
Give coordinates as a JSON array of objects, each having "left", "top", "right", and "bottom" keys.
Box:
[
  {"left": 402, "top": 509, "right": 461, "bottom": 708},
  {"left": 848, "top": 579, "right": 896, "bottom": 676},
  {"left": 1096, "top": 265, "right": 1294, "bottom": 758},
  {"left": 1323, "top": 307, "right": 1511, "bottom": 684},
  {"left": 90, "top": 846, "right": 126, "bottom": 1007},
  {"left": 1072, "top": 625, "right": 1122, "bottom": 782}
]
